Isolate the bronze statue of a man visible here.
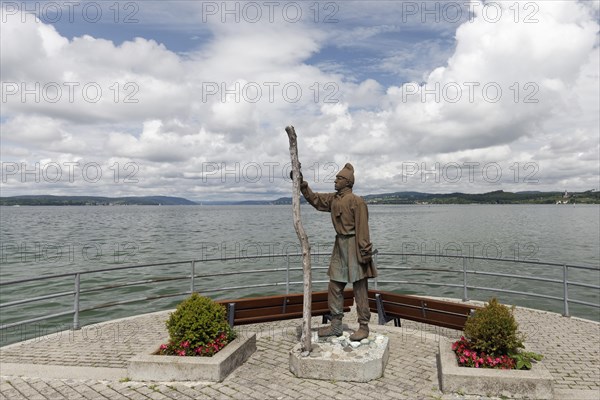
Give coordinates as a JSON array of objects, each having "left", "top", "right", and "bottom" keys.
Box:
[{"left": 298, "top": 163, "right": 377, "bottom": 341}]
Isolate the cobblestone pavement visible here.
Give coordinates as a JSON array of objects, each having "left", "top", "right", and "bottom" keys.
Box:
[{"left": 1, "top": 300, "right": 598, "bottom": 400}]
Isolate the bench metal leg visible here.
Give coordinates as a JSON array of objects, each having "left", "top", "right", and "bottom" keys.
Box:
[
  {"left": 376, "top": 293, "right": 402, "bottom": 327},
  {"left": 376, "top": 293, "right": 386, "bottom": 325},
  {"left": 227, "top": 303, "right": 235, "bottom": 328}
]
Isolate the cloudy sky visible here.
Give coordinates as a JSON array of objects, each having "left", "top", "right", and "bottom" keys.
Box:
[{"left": 1, "top": 0, "right": 599, "bottom": 201}]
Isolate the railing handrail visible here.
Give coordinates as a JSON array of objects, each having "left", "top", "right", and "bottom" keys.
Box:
[
  {"left": 1, "top": 252, "right": 599, "bottom": 336},
  {"left": 1, "top": 251, "right": 598, "bottom": 287},
  {"left": 379, "top": 252, "right": 600, "bottom": 270},
  {"left": 0, "top": 254, "right": 310, "bottom": 286}
]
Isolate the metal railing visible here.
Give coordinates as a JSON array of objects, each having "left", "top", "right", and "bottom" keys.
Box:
[
  {"left": 372, "top": 253, "right": 599, "bottom": 318},
  {"left": 1, "top": 252, "right": 599, "bottom": 334}
]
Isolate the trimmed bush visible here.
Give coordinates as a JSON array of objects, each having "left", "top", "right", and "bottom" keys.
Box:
[
  {"left": 159, "top": 293, "right": 235, "bottom": 356},
  {"left": 463, "top": 297, "right": 524, "bottom": 356}
]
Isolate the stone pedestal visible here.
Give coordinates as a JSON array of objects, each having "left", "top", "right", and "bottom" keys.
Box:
[{"left": 289, "top": 330, "right": 389, "bottom": 382}]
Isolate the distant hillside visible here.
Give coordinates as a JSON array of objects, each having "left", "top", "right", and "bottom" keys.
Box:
[
  {"left": 363, "top": 190, "right": 599, "bottom": 204},
  {"left": 274, "top": 190, "right": 599, "bottom": 205},
  {"left": 273, "top": 197, "right": 307, "bottom": 205},
  {"left": 196, "top": 200, "right": 275, "bottom": 205},
  {"left": 0, "top": 195, "right": 196, "bottom": 206},
  {"left": 2, "top": 190, "right": 598, "bottom": 206}
]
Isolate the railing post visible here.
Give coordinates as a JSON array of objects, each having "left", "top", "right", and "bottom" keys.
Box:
[
  {"left": 73, "top": 273, "right": 80, "bottom": 330},
  {"left": 191, "top": 260, "right": 196, "bottom": 294},
  {"left": 563, "top": 264, "right": 570, "bottom": 317},
  {"left": 462, "top": 257, "right": 468, "bottom": 301},
  {"left": 286, "top": 253, "right": 290, "bottom": 295}
]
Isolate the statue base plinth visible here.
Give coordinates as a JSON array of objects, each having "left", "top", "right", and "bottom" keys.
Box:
[{"left": 288, "top": 330, "right": 389, "bottom": 382}]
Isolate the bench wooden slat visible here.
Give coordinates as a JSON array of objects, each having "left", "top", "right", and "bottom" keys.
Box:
[
  {"left": 218, "top": 291, "right": 331, "bottom": 310},
  {"left": 232, "top": 297, "right": 353, "bottom": 320},
  {"left": 233, "top": 307, "right": 352, "bottom": 326},
  {"left": 378, "top": 307, "right": 469, "bottom": 330},
  {"left": 231, "top": 306, "right": 353, "bottom": 325},
  {"left": 423, "top": 310, "right": 472, "bottom": 330},
  {"left": 416, "top": 299, "right": 476, "bottom": 316},
  {"left": 233, "top": 301, "right": 329, "bottom": 320},
  {"left": 216, "top": 290, "right": 354, "bottom": 326},
  {"left": 368, "top": 289, "right": 481, "bottom": 330},
  {"left": 376, "top": 297, "right": 475, "bottom": 317},
  {"left": 378, "top": 302, "right": 425, "bottom": 320}
]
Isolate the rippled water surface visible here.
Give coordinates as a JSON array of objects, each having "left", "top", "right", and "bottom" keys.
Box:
[{"left": 1, "top": 204, "right": 599, "bottom": 345}]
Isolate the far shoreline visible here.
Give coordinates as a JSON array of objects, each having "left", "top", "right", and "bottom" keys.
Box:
[{"left": 1, "top": 190, "right": 599, "bottom": 206}]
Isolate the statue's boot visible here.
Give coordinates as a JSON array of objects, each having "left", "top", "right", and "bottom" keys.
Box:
[
  {"left": 318, "top": 315, "right": 343, "bottom": 337},
  {"left": 349, "top": 323, "right": 369, "bottom": 341}
]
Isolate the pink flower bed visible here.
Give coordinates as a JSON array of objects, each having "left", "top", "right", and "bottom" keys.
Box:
[
  {"left": 452, "top": 336, "right": 516, "bottom": 369},
  {"left": 157, "top": 332, "right": 230, "bottom": 357}
]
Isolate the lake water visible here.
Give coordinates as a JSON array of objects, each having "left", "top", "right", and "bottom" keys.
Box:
[{"left": 1, "top": 204, "right": 599, "bottom": 345}]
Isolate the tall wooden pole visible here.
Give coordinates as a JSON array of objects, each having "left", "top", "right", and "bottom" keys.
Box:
[{"left": 285, "top": 125, "right": 312, "bottom": 354}]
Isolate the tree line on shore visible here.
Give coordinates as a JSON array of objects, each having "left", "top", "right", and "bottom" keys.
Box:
[{"left": 1, "top": 190, "right": 598, "bottom": 206}]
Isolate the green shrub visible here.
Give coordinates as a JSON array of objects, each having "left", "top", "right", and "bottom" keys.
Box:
[
  {"left": 160, "top": 293, "right": 235, "bottom": 356},
  {"left": 511, "top": 350, "right": 544, "bottom": 370},
  {"left": 464, "top": 298, "right": 524, "bottom": 356}
]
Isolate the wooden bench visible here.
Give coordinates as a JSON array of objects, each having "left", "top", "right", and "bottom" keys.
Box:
[
  {"left": 368, "top": 289, "right": 481, "bottom": 330},
  {"left": 217, "top": 290, "right": 354, "bottom": 327}
]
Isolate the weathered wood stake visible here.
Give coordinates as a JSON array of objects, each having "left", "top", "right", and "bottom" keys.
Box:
[{"left": 285, "top": 125, "right": 312, "bottom": 355}]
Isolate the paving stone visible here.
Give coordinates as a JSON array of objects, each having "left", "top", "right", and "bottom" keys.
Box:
[
  {"left": 1, "top": 303, "right": 599, "bottom": 399},
  {"left": 0, "top": 384, "right": 27, "bottom": 400}
]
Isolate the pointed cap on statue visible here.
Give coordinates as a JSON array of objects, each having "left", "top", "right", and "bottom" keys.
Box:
[{"left": 337, "top": 163, "right": 355, "bottom": 185}]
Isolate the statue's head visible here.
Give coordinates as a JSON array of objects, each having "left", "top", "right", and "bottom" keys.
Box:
[{"left": 334, "top": 163, "right": 354, "bottom": 191}]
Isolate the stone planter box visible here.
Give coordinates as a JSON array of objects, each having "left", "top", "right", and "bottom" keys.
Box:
[
  {"left": 437, "top": 340, "right": 554, "bottom": 399},
  {"left": 128, "top": 333, "right": 256, "bottom": 382}
]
